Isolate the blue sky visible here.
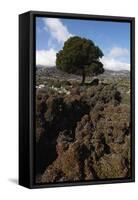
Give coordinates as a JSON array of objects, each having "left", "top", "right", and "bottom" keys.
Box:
[{"left": 36, "top": 17, "right": 130, "bottom": 71}]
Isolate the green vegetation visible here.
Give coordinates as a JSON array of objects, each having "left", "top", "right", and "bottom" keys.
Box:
[{"left": 56, "top": 36, "right": 104, "bottom": 84}]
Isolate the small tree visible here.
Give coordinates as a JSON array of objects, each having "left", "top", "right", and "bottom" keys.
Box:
[{"left": 56, "top": 36, "right": 104, "bottom": 85}]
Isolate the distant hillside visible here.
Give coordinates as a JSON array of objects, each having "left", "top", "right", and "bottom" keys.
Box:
[
  {"left": 36, "top": 65, "right": 130, "bottom": 79},
  {"left": 103, "top": 69, "right": 130, "bottom": 76}
]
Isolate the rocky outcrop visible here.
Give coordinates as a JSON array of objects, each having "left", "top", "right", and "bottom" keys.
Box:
[{"left": 36, "top": 83, "right": 131, "bottom": 183}]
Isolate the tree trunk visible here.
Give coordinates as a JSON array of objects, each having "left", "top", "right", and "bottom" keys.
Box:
[{"left": 81, "top": 68, "right": 85, "bottom": 85}]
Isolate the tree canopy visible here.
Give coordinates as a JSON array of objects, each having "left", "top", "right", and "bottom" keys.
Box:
[{"left": 56, "top": 36, "right": 104, "bottom": 84}]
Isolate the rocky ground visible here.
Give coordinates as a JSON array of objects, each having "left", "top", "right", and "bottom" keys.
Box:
[{"left": 35, "top": 68, "right": 131, "bottom": 183}]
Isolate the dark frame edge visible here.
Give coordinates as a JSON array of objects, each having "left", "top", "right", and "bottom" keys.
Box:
[
  {"left": 131, "top": 17, "right": 135, "bottom": 182},
  {"left": 19, "top": 12, "right": 33, "bottom": 188},
  {"left": 27, "top": 10, "right": 135, "bottom": 21}
]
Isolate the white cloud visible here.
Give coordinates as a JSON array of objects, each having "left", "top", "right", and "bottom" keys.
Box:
[
  {"left": 36, "top": 46, "right": 130, "bottom": 70},
  {"left": 36, "top": 49, "right": 57, "bottom": 66},
  {"left": 101, "top": 47, "right": 130, "bottom": 71},
  {"left": 43, "top": 18, "right": 73, "bottom": 44},
  {"left": 109, "top": 47, "right": 129, "bottom": 58},
  {"left": 101, "top": 57, "right": 130, "bottom": 71},
  {"left": 36, "top": 18, "right": 73, "bottom": 67}
]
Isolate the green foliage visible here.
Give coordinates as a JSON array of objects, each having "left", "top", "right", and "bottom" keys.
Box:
[{"left": 56, "top": 36, "right": 104, "bottom": 84}]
